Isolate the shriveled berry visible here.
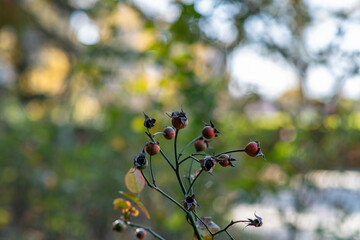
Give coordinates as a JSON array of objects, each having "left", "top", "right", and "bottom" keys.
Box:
[
  {"left": 134, "top": 150, "right": 148, "bottom": 169},
  {"left": 172, "top": 117, "right": 188, "bottom": 130},
  {"left": 182, "top": 194, "right": 199, "bottom": 211},
  {"left": 136, "top": 228, "right": 147, "bottom": 239},
  {"left": 194, "top": 138, "right": 207, "bottom": 152},
  {"left": 112, "top": 219, "right": 126, "bottom": 232},
  {"left": 145, "top": 142, "right": 160, "bottom": 156},
  {"left": 168, "top": 108, "right": 188, "bottom": 130},
  {"left": 163, "top": 126, "right": 176, "bottom": 140},
  {"left": 245, "top": 141, "right": 264, "bottom": 158}
]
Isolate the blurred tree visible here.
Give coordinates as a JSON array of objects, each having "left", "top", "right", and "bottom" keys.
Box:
[{"left": 0, "top": 0, "right": 360, "bottom": 239}]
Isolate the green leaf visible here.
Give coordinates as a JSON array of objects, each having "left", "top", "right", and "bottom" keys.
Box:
[
  {"left": 118, "top": 191, "right": 140, "bottom": 202},
  {"left": 113, "top": 198, "right": 131, "bottom": 210},
  {"left": 125, "top": 168, "right": 145, "bottom": 193},
  {"left": 135, "top": 200, "right": 150, "bottom": 219}
]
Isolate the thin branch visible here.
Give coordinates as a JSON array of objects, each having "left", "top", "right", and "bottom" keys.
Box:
[
  {"left": 215, "top": 149, "right": 245, "bottom": 157},
  {"left": 125, "top": 221, "right": 166, "bottom": 240},
  {"left": 178, "top": 135, "right": 203, "bottom": 161},
  {"left": 179, "top": 155, "right": 201, "bottom": 165},
  {"left": 174, "top": 129, "right": 187, "bottom": 195},
  {"left": 149, "top": 156, "right": 157, "bottom": 187},
  {"left": 187, "top": 169, "right": 203, "bottom": 195}
]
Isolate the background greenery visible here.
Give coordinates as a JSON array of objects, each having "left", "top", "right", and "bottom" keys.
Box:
[{"left": 0, "top": 0, "right": 359, "bottom": 239}]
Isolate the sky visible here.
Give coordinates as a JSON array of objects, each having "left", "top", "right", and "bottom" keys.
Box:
[{"left": 68, "top": 0, "right": 360, "bottom": 101}]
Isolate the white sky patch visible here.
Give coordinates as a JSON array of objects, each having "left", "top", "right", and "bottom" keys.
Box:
[
  {"left": 304, "top": 0, "right": 360, "bottom": 12},
  {"left": 304, "top": 17, "right": 338, "bottom": 52},
  {"left": 245, "top": 15, "right": 292, "bottom": 48},
  {"left": 340, "top": 21, "right": 360, "bottom": 52},
  {"left": 305, "top": 65, "right": 336, "bottom": 99},
  {"left": 132, "top": 0, "right": 181, "bottom": 23},
  {"left": 70, "top": 11, "right": 99, "bottom": 45},
  {"left": 228, "top": 46, "right": 298, "bottom": 99},
  {"left": 343, "top": 76, "right": 360, "bottom": 100},
  {"left": 194, "top": 0, "right": 215, "bottom": 16}
]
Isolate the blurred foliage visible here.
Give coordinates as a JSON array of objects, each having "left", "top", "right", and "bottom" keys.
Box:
[{"left": 0, "top": 0, "right": 360, "bottom": 239}]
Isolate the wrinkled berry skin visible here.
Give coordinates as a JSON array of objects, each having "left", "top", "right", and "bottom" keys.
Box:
[
  {"left": 112, "top": 219, "right": 126, "bottom": 232},
  {"left": 169, "top": 109, "right": 188, "bottom": 130},
  {"left": 172, "top": 117, "right": 188, "bottom": 130},
  {"left": 245, "top": 141, "right": 264, "bottom": 158},
  {"left": 182, "top": 194, "right": 199, "bottom": 211},
  {"left": 134, "top": 150, "right": 148, "bottom": 169},
  {"left": 145, "top": 142, "right": 160, "bottom": 156},
  {"left": 194, "top": 138, "right": 207, "bottom": 152},
  {"left": 163, "top": 127, "right": 176, "bottom": 140},
  {"left": 136, "top": 228, "right": 147, "bottom": 239}
]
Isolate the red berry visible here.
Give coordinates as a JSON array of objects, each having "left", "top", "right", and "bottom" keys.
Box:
[
  {"left": 168, "top": 109, "right": 188, "bottom": 130},
  {"left": 136, "top": 228, "right": 147, "bottom": 239},
  {"left": 163, "top": 127, "right": 175, "bottom": 140},
  {"left": 172, "top": 117, "right": 188, "bottom": 130},
  {"left": 194, "top": 138, "right": 207, "bottom": 152},
  {"left": 217, "top": 154, "right": 230, "bottom": 167},
  {"left": 245, "top": 141, "right": 262, "bottom": 157},
  {"left": 145, "top": 142, "right": 160, "bottom": 156},
  {"left": 202, "top": 126, "right": 215, "bottom": 139}
]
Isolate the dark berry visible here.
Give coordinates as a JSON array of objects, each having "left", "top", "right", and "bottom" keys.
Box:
[
  {"left": 112, "top": 219, "right": 126, "bottom": 232},
  {"left": 163, "top": 127, "right": 175, "bottom": 140},
  {"left": 143, "top": 113, "right": 156, "bottom": 129},
  {"left": 145, "top": 142, "right": 160, "bottom": 156},
  {"left": 134, "top": 150, "right": 148, "bottom": 169},
  {"left": 136, "top": 228, "right": 147, "bottom": 239}
]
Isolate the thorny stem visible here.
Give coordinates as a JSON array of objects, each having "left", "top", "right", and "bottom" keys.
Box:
[
  {"left": 174, "top": 129, "right": 187, "bottom": 195},
  {"left": 187, "top": 158, "right": 195, "bottom": 195},
  {"left": 215, "top": 149, "right": 245, "bottom": 157},
  {"left": 178, "top": 135, "right": 203, "bottom": 161},
  {"left": 125, "top": 221, "right": 165, "bottom": 240},
  {"left": 187, "top": 169, "right": 203, "bottom": 195},
  {"left": 140, "top": 170, "right": 202, "bottom": 239},
  {"left": 225, "top": 230, "right": 235, "bottom": 240},
  {"left": 149, "top": 156, "right": 157, "bottom": 187},
  {"left": 192, "top": 211, "right": 214, "bottom": 237},
  {"left": 213, "top": 220, "right": 249, "bottom": 237}
]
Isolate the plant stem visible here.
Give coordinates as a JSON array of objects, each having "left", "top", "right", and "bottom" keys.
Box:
[
  {"left": 174, "top": 129, "right": 187, "bottom": 195},
  {"left": 125, "top": 221, "right": 166, "bottom": 240},
  {"left": 192, "top": 212, "right": 213, "bottom": 237},
  {"left": 146, "top": 131, "right": 176, "bottom": 171},
  {"left": 140, "top": 170, "right": 202, "bottom": 239},
  {"left": 225, "top": 230, "right": 235, "bottom": 240},
  {"left": 187, "top": 169, "right": 203, "bottom": 195},
  {"left": 178, "top": 135, "right": 203, "bottom": 161},
  {"left": 149, "top": 156, "right": 157, "bottom": 187},
  {"left": 179, "top": 155, "right": 200, "bottom": 165},
  {"left": 215, "top": 149, "right": 245, "bottom": 157}
]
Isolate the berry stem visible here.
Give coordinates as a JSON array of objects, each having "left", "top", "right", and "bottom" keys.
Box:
[
  {"left": 149, "top": 156, "right": 157, "bottom": 187},
  {"left": 153, "top": 132, "right": 166, "bottom": 137},
  {"left": 215, "top": 149, "right": 245, "bottom": 157},
  {"left": 125, "top": 221, "right": 165, "bottom": 240},
  {"left": 192, "top": 211, "right": 214, "bottom": 237},
  {"left": 178, "top": 135, "right": 203, "bottom": 161},
  {"left": 174, "top": 129, "right": 187, "bottom": 195},
  {"left": 179, "top": 155, "right": 200, "bottom": 165},
  {"left": 186, "top": 169, "right": 203, "bottom": 195},
  {"left": 147, "top": 132, "right": 176, "bottom": 171}
]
